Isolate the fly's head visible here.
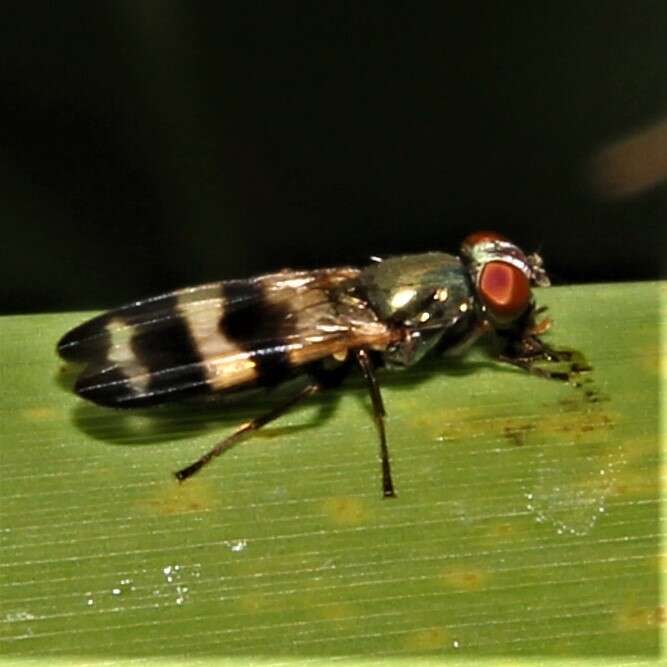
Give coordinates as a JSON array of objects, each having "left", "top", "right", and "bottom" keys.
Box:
[{"left": 460, "top": 231, "right": 550, "bottom": 337}]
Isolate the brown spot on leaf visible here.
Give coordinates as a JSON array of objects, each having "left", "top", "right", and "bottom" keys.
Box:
[{"left": 503, "top": 423, "right": 536, "bottom": 446}]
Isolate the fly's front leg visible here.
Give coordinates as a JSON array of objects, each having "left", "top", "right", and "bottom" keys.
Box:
[
  {"left": 498, "top": 331, "right": 591, "bottom": 383},
  {"left": 355, "top": 349, "right": 396, "bottom": 498}
]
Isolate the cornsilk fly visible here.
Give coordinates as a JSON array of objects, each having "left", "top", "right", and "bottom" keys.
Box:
[{"left": 57, "top": 232, "right": 582, "bottom": 497}]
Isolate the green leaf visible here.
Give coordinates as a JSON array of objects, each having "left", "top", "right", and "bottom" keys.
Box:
[{"left": 1, "top": 282, "right": 662, "bottom": 663}]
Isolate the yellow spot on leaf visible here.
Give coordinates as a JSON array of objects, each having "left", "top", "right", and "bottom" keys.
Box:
[
  {"left": 616, "top": 605, "right": 664, "bottom": 630},
  {"left": 439, "top": 567, "right": 489, "bottom": 591},
  {"left": 613, "top": 469, "right": 659, "bottom": 498},
  {"left": 22, "top": 407, "right": 57, "bottom": 421},
  {"left": 616, "top": 435, "right": 657, "bottom": 464},
  {"left": 323, "top": 496, "right": 369, "bottom": 525},
  {"left": 490, "top": 522, "right": 516, "bottom": 538},
  {"left": 137, "top": 478, "right": 216, "bottom": 516},
  {"left": 403, "top": 626, "right": 450, "bottom": 651},
  {"left": 632, "top": 341, "right": 661, "bottom": 377},
  {"left": 317, "top": 603, "right": 356, "bottom": 623}
]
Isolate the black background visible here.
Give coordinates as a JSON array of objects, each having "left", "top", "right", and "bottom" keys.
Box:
[{"left": 1, "top": 2, "right": 665, "bottom": 314}]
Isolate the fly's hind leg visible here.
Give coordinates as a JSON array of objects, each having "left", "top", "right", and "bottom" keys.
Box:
[
  {"left": 355, "top": 349, "right": 396, "bottom": 498},
  {"left": 174, "top": 383, "right": 321, "bottom": 481}
]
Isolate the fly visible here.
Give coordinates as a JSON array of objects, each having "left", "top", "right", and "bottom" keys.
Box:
[{"left": 57, "top": 232, "right": 583, "bottom": 497}]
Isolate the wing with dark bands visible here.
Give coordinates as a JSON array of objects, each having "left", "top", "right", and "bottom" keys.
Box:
[{"left": 58, "top": 268, "right": 392, "bottom": 408}]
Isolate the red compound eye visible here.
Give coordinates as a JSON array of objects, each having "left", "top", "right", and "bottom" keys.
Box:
[
  {"left": 478, "top": 261, "right": 530, "bottom": 321},
  {"left": 462, "top": 230, "right": 507, "bottom": 251}
]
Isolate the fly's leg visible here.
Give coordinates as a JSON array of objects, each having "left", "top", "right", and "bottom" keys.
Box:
[
  {"left": 355, "top": 349, "right": 396, "bottom": 498},
  {"left": 498, "top": 334, "right": 591, "bottom": 382},
  {"left": 174, "top": 383, "right": 321, "bottom": 481}
]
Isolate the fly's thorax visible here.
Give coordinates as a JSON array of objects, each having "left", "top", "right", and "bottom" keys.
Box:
[{"left": 358, "top": 253, "right": 477, "bottom": 367}]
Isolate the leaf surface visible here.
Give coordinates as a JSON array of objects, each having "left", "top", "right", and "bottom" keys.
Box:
[{"left": 1, "top": 282, "right": 662, "bottom": 662}]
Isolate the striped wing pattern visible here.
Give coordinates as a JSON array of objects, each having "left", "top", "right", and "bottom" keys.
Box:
[{"left": 57, "top": 268, "right": 392, "bottom": 407}]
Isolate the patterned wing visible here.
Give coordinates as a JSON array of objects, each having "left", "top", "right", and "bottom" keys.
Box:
[{"left": 57, "top": 268, "right": 392, "bottom": 407}]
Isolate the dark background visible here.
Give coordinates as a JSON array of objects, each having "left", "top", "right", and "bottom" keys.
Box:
[{"left": 1, "top": 2, "right": 665, "bottom": 315}]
